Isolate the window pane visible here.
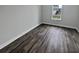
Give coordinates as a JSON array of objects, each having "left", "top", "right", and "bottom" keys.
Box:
[{"left": 51, "top": 5, "right": 62, "bottom": 20}]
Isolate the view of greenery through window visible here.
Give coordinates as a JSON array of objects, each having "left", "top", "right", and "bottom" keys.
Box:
[{"left": 52, "top": 5, "right": 62, "bottom": 20}]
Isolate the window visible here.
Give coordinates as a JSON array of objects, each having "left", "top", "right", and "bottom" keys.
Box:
[{"left": 51, "top": 5, "right": 62, "bottom": 20}]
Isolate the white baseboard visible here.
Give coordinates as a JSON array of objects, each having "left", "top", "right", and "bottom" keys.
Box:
[
  {"left": 75, "top": 27, "right": 79, "bottom": 32},
  {"left": 0, "top": 24, "right": 40, "bottom": 49},
  {"left": 42, "top": 22, "right": 77, "bottom": 30},
  {"left": 42, "top": 22, "right": 79, "bottom": 32}
]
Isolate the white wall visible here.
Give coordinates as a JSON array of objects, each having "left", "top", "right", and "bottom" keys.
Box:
[
  {"left": 0, "top": 5, "right": 41, "bottom": 48},
  {"left": 41, "top": 5, "right": 79, "bottom": 29}
]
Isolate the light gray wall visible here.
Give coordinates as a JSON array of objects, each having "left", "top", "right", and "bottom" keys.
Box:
[
  {"left": 76, "top": 6, "right": 79, "bottom": 31},
  {"left": 41, "top": 5, "right": 79, "bottom": 29},
  {"left": 0, "top": 5, "right": 41, "bottom": 45}
]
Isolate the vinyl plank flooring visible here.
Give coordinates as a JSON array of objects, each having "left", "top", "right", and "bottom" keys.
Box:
[{"left": 0, "top": 24, "right": 79, "bottom": 53}]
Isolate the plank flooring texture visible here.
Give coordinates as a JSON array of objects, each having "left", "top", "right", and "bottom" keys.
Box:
[{"left": 0, "top": 24, "right": 79, "bottom": 53}]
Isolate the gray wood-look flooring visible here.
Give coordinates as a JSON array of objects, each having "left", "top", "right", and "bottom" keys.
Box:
[{"left": 0, "top": 24, "right": 79, "bottom": 53}]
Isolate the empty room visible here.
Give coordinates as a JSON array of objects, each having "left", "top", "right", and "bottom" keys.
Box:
[{"left": 0, "top": 5, "right": 79, "bottom": 53}]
